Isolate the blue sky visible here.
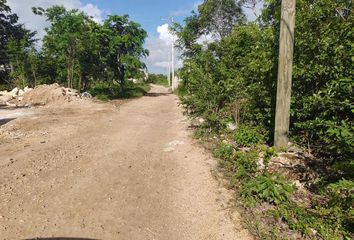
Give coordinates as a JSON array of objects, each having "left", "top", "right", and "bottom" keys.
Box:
[{"left": 80, "top": 0, "right": 199, "bottom": 38}]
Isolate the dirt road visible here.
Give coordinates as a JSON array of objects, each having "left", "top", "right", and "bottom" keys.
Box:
[{"left": 0, "top": 85, "right": 252, "bottom": 240}]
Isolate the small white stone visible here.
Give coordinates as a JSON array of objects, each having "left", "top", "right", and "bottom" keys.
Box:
[
  {"left": 227, "top": 123, "right": 237, "bottom": 131},
  {"left": 10, "top": 87, "right": 19, "bottom": 96}
]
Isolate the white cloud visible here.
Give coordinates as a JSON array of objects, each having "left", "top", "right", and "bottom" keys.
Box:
[
  {"left": 145, "top": 24, "right": 182, "bottom": 74},
  {"left": 196, "top": 33, "right": 215, "bottom": 45},
  {"left": 157, "top": 24, "right": 174, "bottom": 44},
  {"left": 243, "top": 1, "right": 264, "bottom": 21},
  {"left": 7, "top": 0, "right": 104, "bottom": 42},
  {"left": 80, "top": 3, "right": 103, "bottom": 23}
]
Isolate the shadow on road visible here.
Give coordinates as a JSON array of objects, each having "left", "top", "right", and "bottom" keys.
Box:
[
  {"left": 144, "top": 92, "right": 171, "bottom": 97},
  {"left": 0, "top": 118, "right": 15, "bottom": 126},
  {"left": 24, "top": 238, "right": 99, "bottom": 240}
]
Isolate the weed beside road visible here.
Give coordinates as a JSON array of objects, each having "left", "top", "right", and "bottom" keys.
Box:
[{"left": 190, "top": 124, "right": 353, "bottom": 239}]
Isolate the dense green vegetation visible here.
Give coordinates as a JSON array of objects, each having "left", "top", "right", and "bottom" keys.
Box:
[
  {"left": 175, "top": 0, "right": 353, "bottom": 238},
  {"left": 0, "top": 0, "right": 149, "bottom": 98},
  {"left": 88, "top": 81, "right": 151, "bottom": 101},
  {"left": 147, "top": 73, "right": 169, "bottom": 87},
  {"left": 0, "top": 0, "right": 36, "bottom": 89}
]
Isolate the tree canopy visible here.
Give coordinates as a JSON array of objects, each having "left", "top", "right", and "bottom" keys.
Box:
[
  {"left": 1, "top": 1, "right": 149, "bottom": 94},
  {"left": 0, "top": 0, "right": 36, "bottom": 86},
  {"left": 172, "top": 0, "right": 246, "bottom": 57}
]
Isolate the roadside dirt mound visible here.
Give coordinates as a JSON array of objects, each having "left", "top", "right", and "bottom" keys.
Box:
[{"left": 9, "top": 84, "right": 90, "bottom": 107}]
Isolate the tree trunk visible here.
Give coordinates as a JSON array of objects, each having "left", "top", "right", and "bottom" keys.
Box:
[
  {"left": 9, "top": 62, "right": 14, "bottom": 75},
  {"left": 118, "top": 67, "right": 125, "bottom": 92},
  {"left": 78, "top": 71, "right": 82, "bottom": 93},
  {"left": 67, "top": 60, "right": 71, "bottom": 88},
  {"left": 71, "top": 58, "right": 74, "bottom": 89},
  {"left": 32, "top": 69, "right": 37, "bottom": 87},
  {"left": 116, "top": 54, "right": 125, "bottom": 92}
]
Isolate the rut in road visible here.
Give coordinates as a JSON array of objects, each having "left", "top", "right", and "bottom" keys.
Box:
[{"left": 0, "top": 85, "right": 253, "bottom": 240}]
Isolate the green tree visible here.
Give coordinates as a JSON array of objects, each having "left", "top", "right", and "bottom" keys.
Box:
[
  {"left": 198, "top": 0, "right": 246, "bottom": 38},
  {"left": 172, "top": 13, "right": 203, "bottom": 58},
  {"left": 102, "top": 15, "right": 148, "bottom": 91},
  {"left": 147, "top": 73, "right": 168, "bottom": 86},
  {"left": 27, "top": 46, "right": 39, "bottom": 86},
  {"left": 261, "top": 0, "right": 353, "bottom": 162},
  {"left": 173, "top": 0, "right": 246, "bottom": 58},
  {"left": 0, "top": 0, "right": 18, "bottom": 70},
  {"left": 0, "top": 0, "right": 36, "bottom": 87},
  {"left": 33, "top": 6, "right": 92, "bottom": 89}
]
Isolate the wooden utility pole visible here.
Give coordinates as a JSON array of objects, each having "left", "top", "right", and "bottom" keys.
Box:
[{"left": 274, "top": 0, "right": 296, "bottom": 147}]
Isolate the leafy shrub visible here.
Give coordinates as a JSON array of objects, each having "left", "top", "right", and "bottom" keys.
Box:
[
  {"left": 205, "top": 112, "right": 224, "bottom": 129},
  {"left": 233, "top": 125, "right": 266, "bottom": 147},
  {"left": 332, "top": 159, "right": 354, "bottom": 180},
  {"left": 96, "top": 94, "right": 109, "bottom": 101},
  {"left": 327, "top": 179, "right": 354, "bottom": 213},
  {"left": 89, "top": 81, "right": 150, "bottom": 99},
  {"left": 119, "top": 82, "right": 150, "bottom": 98},
  {"left": 178, "top": 0, "right": 353, "bottom": 170},
  {"left": 241, "top": 173, "right": 295, "bottom": 206},
  {"left": 147, "top": 73, "right": 169, "bottom": 86},
  {"left": 0, "top": 84, "right": 8, "bottom": 91},
  {"left": 263, "top": 147, "right": 277, "bottom": 167},
  {"left": 232, "top": 150, "right": 258, "bottom": 181},
  {"left": 287, "top": 0, "right": 354, "bottom": 163},
  {"left": 89, "top": 81, "right": 119, "bottom": 99},
  {"left": 213, "top": 143, "right": 234, "bottom": 160},
  {"left": 270, "top": 200, "right": 353, "bottom": 239}
]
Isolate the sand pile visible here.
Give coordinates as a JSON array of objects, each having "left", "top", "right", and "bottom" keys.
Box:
[{"left": 0, "top": 84, "right": 92, "bottom": 107}]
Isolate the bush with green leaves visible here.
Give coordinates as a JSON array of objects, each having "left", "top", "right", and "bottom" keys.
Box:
[
  {"left": 177, "top": 0, "right": 353, "bottom": 171},
  {"left": 233, "top": 124, "right": 266, "bottom": 147},
  {"left": 213, "top": 143, "right": 234, "bottom": 161},
  {"left": 291, "top": 0, "right": 353, "bottom": 164},
  {"left": 89, "top": 80, "right": 150, "bottom": 100},
  {"left": 261, "top": 0, "right": 354, "bottom": 165},
  {"left": 147, "top": 73, "right": 169, "bottom": 86},
  {"left": 241, "top": 173, "right": 295, "bottom": 206},
  {"left": 326, "top": 179, "right": 354, "bottom": 230},
  {"left": 270, "top": 198, "right": 353, "bottom": 239},
  {"left": 179, "top": 24, "right": 275, "bottom": 133},
  {"left": 232, "top": 150, "right": 258, "bottom": 181},
  {"left": 263, "top": 146, "right": 277, "bottom": 167},
  {"left": 89, "top": 81, "right": 117, "bottom": 99}
]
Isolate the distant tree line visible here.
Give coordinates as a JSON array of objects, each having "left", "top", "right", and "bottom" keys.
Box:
[
  {"left": 147, "top": 73, "right": 169, "bottom": 87},
  {"left": 0, "top": 0, "right": 148, "bottom": 93}
]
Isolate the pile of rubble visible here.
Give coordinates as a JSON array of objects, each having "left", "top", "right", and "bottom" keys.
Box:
[
  {"left": 0, "top": 86, "right": 32, "bottom": 104},
  {"left": 0, "top": 84, "right": 92, "bottom": 107}
]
